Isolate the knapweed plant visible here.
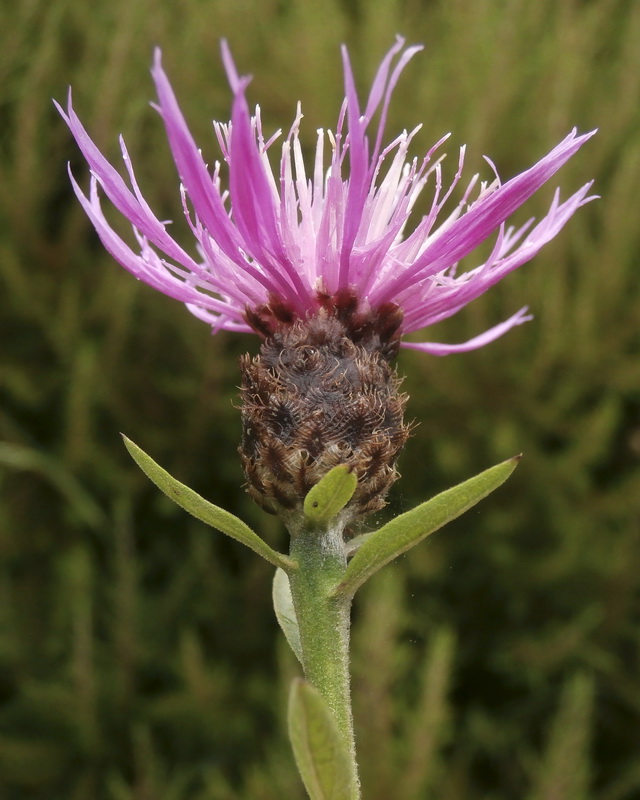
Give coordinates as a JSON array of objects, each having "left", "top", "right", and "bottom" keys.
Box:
[{"left": 58, "top": 37, "right": 595, "bottom": 800}]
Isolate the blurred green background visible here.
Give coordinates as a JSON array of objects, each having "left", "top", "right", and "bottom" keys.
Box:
[{"left": 1, "top": 0, "right": 639, "bottom": 797}]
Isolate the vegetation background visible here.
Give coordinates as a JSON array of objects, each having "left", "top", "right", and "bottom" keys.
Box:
[{"left": 1, "top": 0, "right": 639, "bottom": 797}]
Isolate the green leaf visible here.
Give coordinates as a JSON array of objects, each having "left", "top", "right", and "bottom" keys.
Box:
[
  {"left": 335, "top": 456, "right": 521, "bottom": 598},
  {"left": 273, "top": 568, "right": 303, "bottom": 664},
  {"left": 303, "top": 465, "right": 358, "bottom": 525},
  {"left": 122, "top": 435, "right": 295, "bottom": 572},
  {"left": 288, "top": 679, "right": 356, "bottom": 800}
]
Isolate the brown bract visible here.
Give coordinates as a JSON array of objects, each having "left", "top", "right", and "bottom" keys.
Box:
[{"left": 239, "top": 293, "right": 410, "bottom": 525}]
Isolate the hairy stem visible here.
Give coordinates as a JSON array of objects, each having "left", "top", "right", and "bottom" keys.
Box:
[{"left": 288, "top": 523, "right": 360, "bottom": 799}]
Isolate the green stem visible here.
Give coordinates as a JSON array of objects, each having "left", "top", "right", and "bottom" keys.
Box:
[{"left": 288, "top": 522, "right": 360, "bottom": 799}]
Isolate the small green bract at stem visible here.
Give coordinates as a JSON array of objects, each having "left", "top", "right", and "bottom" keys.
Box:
[
  {"left": 273, "top": 568, "right": 303, "bottom": 664},
  {"left": 334, "top": 456, "right": 521, "bottom": 599},
  {"left": 288, "top": 679, "right": 358, "bottom": 800},
  {"left": 303, "top": 465, "right": 358, "bottom": 525},
  {"left": 122, "top": 435, "right": 295, "bottom": 572}
]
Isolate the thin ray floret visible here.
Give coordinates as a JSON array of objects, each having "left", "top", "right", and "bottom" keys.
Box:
[{"left": 57, "top": 36, "right": 596, "bottom": 355}]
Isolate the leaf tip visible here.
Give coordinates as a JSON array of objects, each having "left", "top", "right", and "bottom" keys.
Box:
[{"left": 121, "top": 433, "right": 136, "bottom": 453}]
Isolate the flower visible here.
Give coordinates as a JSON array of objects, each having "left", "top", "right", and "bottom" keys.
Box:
[{"left": 57, "top": 37, "right": 595, "bottom": 355}]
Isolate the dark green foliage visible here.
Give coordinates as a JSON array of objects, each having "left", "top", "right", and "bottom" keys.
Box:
[{"left": 1, "top": 0, "right": 639, "bottom": 797}]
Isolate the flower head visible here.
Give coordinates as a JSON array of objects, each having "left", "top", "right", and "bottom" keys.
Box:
[{"left": 58, "top": 37, "right": 595, "bottom": 356}]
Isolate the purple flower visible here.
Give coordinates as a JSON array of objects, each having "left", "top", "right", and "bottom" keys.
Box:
[{"left": 57, "top": 37, "right": 595, "bottom": 355}]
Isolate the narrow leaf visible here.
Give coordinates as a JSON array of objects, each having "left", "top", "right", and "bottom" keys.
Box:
[
  {"left": 288, "top": 679, "right": 356, "bottom": 800},
  {"left": 335, "top": 456, "right": 520, "bottom": 598},
  {"left": 122, "top": 435, "right": 295, "bottom": 571},
  {"left": 273, "top": 568, "right": 303, "bottom": 664},
  {"left": 304, "top": 465, "right": 358, "bottom": 525}
]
